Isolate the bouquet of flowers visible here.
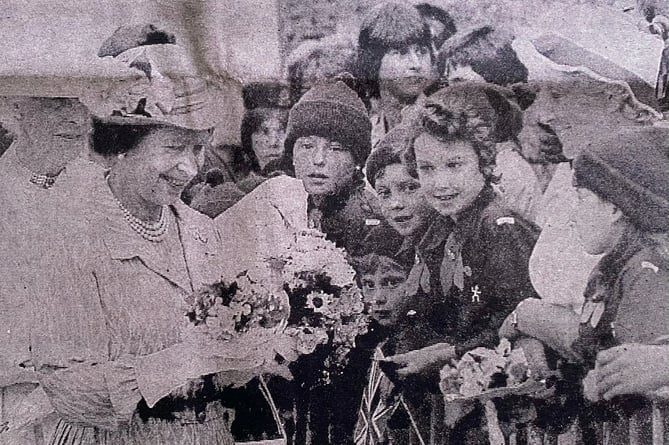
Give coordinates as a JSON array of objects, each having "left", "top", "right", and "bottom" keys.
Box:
[
  {"left": 185, "top": 228, "right": 369, "bottom": 385},
  {"left": 273, "top": 229, "right": 369, "bottom": 385},
  {"left": 185, "top": 266, "right": 290, "bottom": 341}
]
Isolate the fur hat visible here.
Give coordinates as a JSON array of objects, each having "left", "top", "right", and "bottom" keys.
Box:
[
  {"left": 242, "top": 82, "right": 292, "bottom": 110},
  {"left": 284, "top": 81, "right": 372, "bottom": 166},
  {"left": 359, "top": 2, "right": 430, "bottom": 51},
  {"left": 573, "top": 126, "right": 669, "bottom": 232}
]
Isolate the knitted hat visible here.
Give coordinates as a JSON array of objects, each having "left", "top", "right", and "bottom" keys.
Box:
[
  {"left": 366, "top": 124, "right": 419, "bottom": 188},
  {"left": 242, "top": 82, "right": 292, "bottom": 110},
  {"left": 573, "top": 126, "right": 669, "bottom": 232},
  {"left": 284, "top": 81, "right": 372, "bottom": 166}
]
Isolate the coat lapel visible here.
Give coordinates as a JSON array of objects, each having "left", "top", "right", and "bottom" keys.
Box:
[
  {"left": 172, "top": 201, "right": 220, "bottom": 290},
  {"left": 101, "top": 201, "right": 216, "bottom": 294}
]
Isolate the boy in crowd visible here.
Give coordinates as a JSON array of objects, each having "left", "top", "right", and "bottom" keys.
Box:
[
  {"left": 439, "top": 25, "right": 528, "bottom": 86},
  {"left": 363, "top": 124, "right": 437, "bottom": 267},
  {"left": 357, "top": 1, "right": 440, "bottom": 146},
  {"left": 353, "top": 252, "right": 440, "bottom": 445}
]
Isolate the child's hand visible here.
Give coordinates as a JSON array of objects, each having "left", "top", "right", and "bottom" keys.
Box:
[
  {"left": 595, "top": 344, "right": 669, "bottom": 400},
  {"left": 582, "top": 369, "right": 600, "bottom": 402},
  {"left": 381, "top": 343, "right": 456, "bottom": 379}
]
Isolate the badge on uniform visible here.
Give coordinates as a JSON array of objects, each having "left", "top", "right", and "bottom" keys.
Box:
[
  {"left": 590, "top": 302, "right": 605, "bottom": 328},
  {"left": 471, "top": 284, "right": 482, "bottom": 303},
  {"left": 580, "top": 301, "right": 605, "bottom": 327},
  {"left": 641, "top": 261, "right": 659, "bottom": 273},
  {"left": 496, "top": 217, "right": 515, "bottom": 226}
]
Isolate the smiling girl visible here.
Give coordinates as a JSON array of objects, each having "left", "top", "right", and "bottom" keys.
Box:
[{"left": 382, "top": 87, "right": 540, "bottom": 443}]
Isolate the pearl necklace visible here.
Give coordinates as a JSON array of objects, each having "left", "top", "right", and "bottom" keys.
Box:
[{"left": 107, "top": 177, "right": 169, "bottom": 242}]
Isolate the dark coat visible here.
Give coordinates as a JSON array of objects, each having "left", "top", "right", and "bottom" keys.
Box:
[
  {"left": 308, "top": 183, "right": 384, "bottom": 257},
  {"left": 572, "top": 228, "right": 669, "bottom": 445},
  {"left": 400, "top": 186, "right": 540, "bottom": 356}
]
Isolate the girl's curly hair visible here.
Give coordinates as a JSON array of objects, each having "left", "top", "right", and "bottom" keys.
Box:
[{"left": 403, "top": 83, "right": 523, "bottom": 184}]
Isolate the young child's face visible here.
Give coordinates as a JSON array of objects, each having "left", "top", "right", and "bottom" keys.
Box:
[
  {"left": 251, "top": 113, "right": 286, "bottom": 170},
  {"left": 293, "top": 135, "right": 356, "bottom": 196},
  {"left": 375, "top": 163, "right": 433, "bottom": 237},
  {"left": 379, "top": 44, "right": 436, "bottom": 101},
  {"left": 414, "top": 134, "right": 485, "bottom": 218},
  {"left": 361, "top": 266, "right": 408, "bottom": 327},
  {"left": 572, "top": 185, "right": 621, "bottom": 255}
]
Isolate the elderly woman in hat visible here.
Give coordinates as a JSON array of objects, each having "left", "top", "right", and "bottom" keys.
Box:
[
  {"left": 0, "top": 95, "right": 91, "bottom": 444},
  {"left": 21, "top": 31, "right": 282, "bottom": 445}
]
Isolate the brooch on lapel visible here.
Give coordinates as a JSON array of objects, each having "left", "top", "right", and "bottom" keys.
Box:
[
  {"left": 471, "top": 284, "right": 482, "bottom": 303},
  {"left": 192, "top": 228, "right": 209, "bottom": 244}
]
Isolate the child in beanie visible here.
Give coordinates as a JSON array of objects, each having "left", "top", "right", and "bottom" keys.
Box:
[
  {"left": 357, "top": 1, "right": 440, "bottom": 146},
  {"left": 500, "top": 126, "right": 669, "bottom": 445},
  {"left": 284, "top": 80, "right": 384, "bottom": 257}
]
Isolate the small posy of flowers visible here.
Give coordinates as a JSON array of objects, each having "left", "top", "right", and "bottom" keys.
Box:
[
  {"left": 439, "top": 339, "right": 530, "bottom": 400},
  {"left": 185, "top": 266, "right": 290, "bottom": 342}
]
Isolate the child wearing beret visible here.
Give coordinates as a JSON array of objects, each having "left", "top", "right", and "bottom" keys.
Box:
[{"left": 500, "top": 126, "right": 669, "bottom": 444}]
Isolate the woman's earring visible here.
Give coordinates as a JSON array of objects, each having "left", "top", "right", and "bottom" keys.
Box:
[{"left": 117, "top": 152, "right": 126, "bottom": 161}]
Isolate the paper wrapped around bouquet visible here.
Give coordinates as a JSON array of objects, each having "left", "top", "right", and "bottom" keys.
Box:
[{"left": 214, "top": 176, "right": 308, "bottom": 279}]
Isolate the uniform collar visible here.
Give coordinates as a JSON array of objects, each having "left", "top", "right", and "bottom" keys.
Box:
[{"left": 417, "top": 185, "right": 496, "bottom": 254}]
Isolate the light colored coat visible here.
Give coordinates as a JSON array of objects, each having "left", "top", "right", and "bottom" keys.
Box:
[{"left": 27, "top": 158, "right": 234, "bottom": 445}]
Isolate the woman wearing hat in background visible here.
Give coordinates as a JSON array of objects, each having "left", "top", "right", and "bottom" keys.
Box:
[
  {"left": 21, "top": 31, "right": 285, "bottom": 445},
  {"left": 0, "top": 96, "right": 92, "bottom": 445}
]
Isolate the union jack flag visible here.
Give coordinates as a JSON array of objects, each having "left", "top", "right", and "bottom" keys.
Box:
[{"left": 353, "top": 348, "right": 426, "bottom": 445}]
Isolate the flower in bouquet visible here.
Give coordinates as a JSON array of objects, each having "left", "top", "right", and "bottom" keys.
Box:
[
  {"left": 267, "top": 229, "right": 370, "bottom": 384},
  {"left": 439, "top": 339, "right": 530, "bottom": 399},
  {"left": 185, "top": 265, "right": 290, "bottom": 341}
]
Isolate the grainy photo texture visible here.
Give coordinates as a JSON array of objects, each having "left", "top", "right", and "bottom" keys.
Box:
[{"left": 0, "top": 1, "right": 668, "bottom": 444}]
